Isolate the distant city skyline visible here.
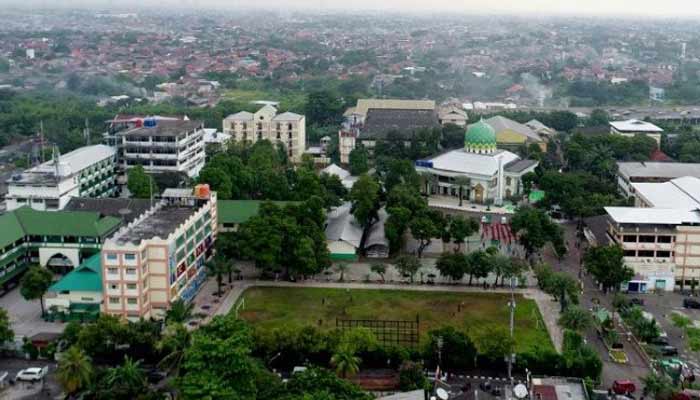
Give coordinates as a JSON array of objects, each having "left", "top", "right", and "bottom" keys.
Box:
[{"left": 6, "top": 0, "right": 700, "bottom": 18}]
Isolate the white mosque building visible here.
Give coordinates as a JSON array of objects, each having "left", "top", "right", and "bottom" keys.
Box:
[{"left": 414, "top": 120, "right": 538, "bottom": 205}]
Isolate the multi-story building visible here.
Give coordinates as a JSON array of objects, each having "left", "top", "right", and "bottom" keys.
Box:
[
  {"left": 5, "top": 144, "right": 117, "bottom": 211},
  {"left": 116, "top": 118, "right": 206, "bottom": 178},
  {"left": 604, "top": 176, "right": 700, "bottom": 292},
  {"left": 0, "top": 207, "right": 121, "bottom": 290},
  {"left": 610, "top": 119, "right": 663, "bottom": 146},
  {"left": 100, "top": 186, "right": 217, "bottom": 320},
  {"left": 223, "top": 105, "right": 306, "bottom": 162},
  {"left": 616, "top": 161, "right": 700, "bottom": 198}
]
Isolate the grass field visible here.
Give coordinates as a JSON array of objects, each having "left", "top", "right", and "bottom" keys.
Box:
[{"left": 237, "top": 287, "right": 553, "bottom": 353}]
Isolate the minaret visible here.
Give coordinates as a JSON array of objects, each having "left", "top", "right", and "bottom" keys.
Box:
[{"left": 495, "top": 156, "right": 504, "bottom": 206}]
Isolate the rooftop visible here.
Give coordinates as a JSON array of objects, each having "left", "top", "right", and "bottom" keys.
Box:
[
  {"left": 346, "top": 98, "right": 436, "bottom": 117},
  {"left": 118, "top": 119, "right": 203, "bottom": 137},
  {"left": 418, "top": 148, "right": 522, "bottom": 177},
  {"left": 618, "top": 162, "right": 700, "bottom": 179},
  {"left": 632, "top": 176, "right": 700, "bottom": 210},
  {"left": 531, "top": 377, "right": 588, "bottom": 400},
  {"left": 362, "top": 108, "right": 440, "bottom": 140},
  {"left": 48, "top": 254, "right": 102, "bottom": 293},
  {"left": 64, "top": 197, "right": 153, "bottom": 224},
  {"left": 481, "top": 115, "right": 543, "bottom": 142},
  {"left": 8, "top": 144, "right": 116, "bottom": 184},
  {"left": 111, "top": 205, "right": 197, "bottom": 245},
  {"left": 610, "top": 119, "right": 663, "bottom": 133},
  {"left": 605, "top": 206, "right": 700, "bottom": 225},
  {"left": 325, "top": 202, "right": 363, "bottom": 248}
]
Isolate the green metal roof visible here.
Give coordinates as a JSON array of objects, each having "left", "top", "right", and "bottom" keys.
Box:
[
  {"left": 0, "top": 212, "right": 25, "bottom": 249},
  {"left": 217, "top": 200, "right": 291, "bottom": 224},
  {"left": 465, "top": 119, "right": 496, "bottom": 147},
  {"left": 49, "top": 254, "right": 102, "bottom": 293},
  {"left": 13, "top": 207, "right": 121, "bottom": 238}
]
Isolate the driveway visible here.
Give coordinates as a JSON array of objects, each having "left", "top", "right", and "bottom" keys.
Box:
[{"left": 0, "top": 287, "right": 64, "bottom": 341}]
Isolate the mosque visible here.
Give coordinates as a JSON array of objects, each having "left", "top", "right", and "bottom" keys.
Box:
[{"left": 414, "top": 120, "right": 539, "bottom": 205}]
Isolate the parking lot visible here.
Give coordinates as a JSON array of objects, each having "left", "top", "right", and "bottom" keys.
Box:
[
  {"left": 0, "top": 359, "right": 60, "bottom": 400},
  {"left": 0, "top": 284, "right": 64, "bottom": 339}
]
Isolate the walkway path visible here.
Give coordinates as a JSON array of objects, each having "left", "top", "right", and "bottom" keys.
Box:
[{"left": 204, "top": 279, "right": 564, "bottom": 352}]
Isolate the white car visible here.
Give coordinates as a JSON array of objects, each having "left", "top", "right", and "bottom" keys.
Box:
[{"left": 15, "top": 366, "right": 48, "bottom": 382}]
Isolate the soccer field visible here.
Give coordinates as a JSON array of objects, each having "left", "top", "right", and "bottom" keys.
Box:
[{"left": 237, "top": 287, "right": 553, "bottom": 353}]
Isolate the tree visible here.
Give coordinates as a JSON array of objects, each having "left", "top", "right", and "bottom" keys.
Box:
[
  {"left": 448, "top": 216, "right": 479, "bottom": 252},
  {"left": 306, "top": 90, "right": 344, "bottom": 126},
  {"left": 587, "top": 109, "right": 610, "bottom": 127},
  {"left": 331, "top": 345, "right": 361, "bottom": 379},
  {"left": 198, "top": 166, "right": 233, "bottom": 199},
  {"left": 57, "top": 346, "right": 93, "bottom": 394},
  {"left": 370, "top": 263, "right": 386, "bottom": 282},
  {"left": 349, "top": 175, "right": 381, "bottom": 241},
  {"left": 127, "top": 165, "right": 157, "bottom": 199},
  {"left": 489, "top": 254, "right": 512, "bottom": 287},
  {"left": 511, "top": 206, "right": 563, "bottom": 261},
  {"left": 435, "top": 252, "right": 467, "bottom": 282},
  {"left": 558, "top": 307, "right": 593, "bottom": 333},
  {"left": 0, "top": 308, "right": 13, "bottom": 346},
  {"left": 476, "top": 327, "right": 515, "bottom": 362},
  {"left": 453, "top": 175, "right": 471, "bottom": 207},
  {"left": 521, "top": 171, "right": 537, "bottom": 197},
  {"left": 642, "top": 373, "right": 674, "bottom": 400},
  {"left": 394, "top": 255, "right": 421, "bottom": 283},
  {"left": 348, "top": 147, "right": 369, "bottom": 175},
  {"left": 166, "top": 299, "right": 195, "bottom": 324},
  {"left": 584, "top": 245, "right": 633, "bottom": 293},
  {"left": 205, "top": 255, "right": 227, "bottom": 296},
  {"left": 20, "top": 266, "right": 53, "bottom": 315},
  {"left": 105, "top": 356, "right": 147, "bottom": 398},
  {"left": 465, "top": 250, "right": 488, "bottom": 285},
  {"left": 399, "top": 361, "right": 427, "bottom": 391},
  {"left": 336, "top": 263, "right": 349, "bottom": 282},
  {"left": 409, "top": 210, "right": 443, "bottom": 258},
  {"left": 283, "top": 367, "right": 372, "bottom": 400},
  {"left": 157, "top": 323, "right": 192, "bottom": 375},
  {"left": 423, "top": 327, "right": 477, "bottom": 370}
]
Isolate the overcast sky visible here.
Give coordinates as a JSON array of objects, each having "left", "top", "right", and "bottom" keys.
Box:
[{"left": 6, "top": 0, "right": 700, "bottom": 18}]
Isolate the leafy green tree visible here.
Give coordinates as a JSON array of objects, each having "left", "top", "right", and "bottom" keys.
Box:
[
  {"left": 476, "top": 327, "right": 515, "bottom": 362},
  {"left": 20, "top": 266, "right": 53, "bottom": 315},
  {"left": 409, "top": 209, "right": 444, "bottom": 258},
  {"left": 394, "top": 255, "right": 421, "bottom": 283},
  {"left": 642, "top": 373, "right": 674, "bottom": 400},
  {"left": 165, "top": 299, "right": 195, "bottom": 324},
  {"left": 587, "top": 109, "right": 610, "bottom": 127},
  {"left": 0, "top": 308, "right": 13, "bottom": 346},
  {"left": 306, "top": 90, "right": 344, "bottom": 126},
  {"left": 558, "top": 307, "right": 593, "bottom": 333},
  {"left": 349, "top": 174, "right": 381, "bottom": 233},
  {"left": 465, "top": 250, "right": 488, "bottom": 285},
  {"left": 157, "top": 323, "right": 191, "bottom": 375},
  {"left": 348, "top": 147, "right": 369, "bottom": 175},
  {"left": 521, "top": 171, "right": 537, "bottom": 197},
  {"left": 127, "top": 165, "right": 157, "bottom": 199},
  {"left": 435, "top": 252, "right": 468, "bottom": 282},
  {"left": 206, "top": 254, "right": 228, "bottom": 296},
  {"left": 370, "top": 263, "right": 386, "bottom": 282},
  {"left": 283, "top": 367, "right": 372, "bottom": 400},
  {"left": 336, "top": 263, "right": 349, "bottom": 282},
  {"left": 489, "top": 254, "right": 512, "bottom": 287},
  {"left": 448, "top": 216, "right": 479, "bottom": 252},
  {"left": 423, "top": 327, "right": 477, "bottom": 370},
  {"left": 320, "top": 173, "right": 347, "bottom": 208},
  {"left": 398, "top": 360, "right": 427, "bottom": 391},
  {"left": 584, "top": 245, "right": 633, "bottom": 293},
  {"left": 57, "top": 346, "right": 92, "bottom": 395},
  {"left": 198, "top": 165, "right": 233, "bottom": 199},
  {"left": 511, "top": 206, "right": 563, "bottom": 261},
  {"left": 331, "top": 344, "right": 361, "bottom": 378}
]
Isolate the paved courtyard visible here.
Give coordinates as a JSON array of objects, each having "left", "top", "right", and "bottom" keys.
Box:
[{"left": 0, "top": 285, "right": 64, "bottom": 342}]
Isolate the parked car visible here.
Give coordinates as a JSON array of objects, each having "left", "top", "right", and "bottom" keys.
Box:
[
  {"left": 630, "top": 298, "right": 645, "bottom": 306},
  {"left": 613, "top": 380, "right": 636, "bottom": 395},
  {"left": 15, "top": 367, "right": 48, "bottom": 382},
  {"left": 651, "top": 336, "right": 670, "bottom": 346},
  {"left": 684, "top": 298, "right": 700, "bottom": 309},
  {"left": 659, "top": 346, "right": 679, "bottom": 356}
]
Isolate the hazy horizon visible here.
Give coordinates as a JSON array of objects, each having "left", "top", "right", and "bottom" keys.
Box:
[{"left": 4, "top": 0, "right": 700, "bottom": 18}]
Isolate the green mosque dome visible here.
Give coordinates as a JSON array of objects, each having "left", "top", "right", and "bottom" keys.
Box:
[{"left": 465, "top": 119, "right": 497, "bottom": 153}]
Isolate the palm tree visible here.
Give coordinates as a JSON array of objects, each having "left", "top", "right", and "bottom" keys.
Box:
[
  {"left": 157, "top": 323, "right": 191, "bottom": 375},
  {"left": 331, "top": 345, "right": 361, "bottom": 378},
  {"left": 106, "top": 356, "right": 146, "bottom": 397},
  {"left": 558, "top": 306, "right": 593, "bottom": 333},
  {"left": 419, "top": 171, "right": 437, "bottom": 196},
  {"left": 57, "top": 346, "right": 92, "bottom": 394},
  {"left": 370, "top": 263, "right": 386, "bottom": 283},
  {"left": 165, "top": 299, "right": 194, "bottom": 324},
  {"left": 206, "top": 254, "right": 227, "bottom": 296},
  {"left": 453, "top": 175, "right": 471, "bottom": 207}
]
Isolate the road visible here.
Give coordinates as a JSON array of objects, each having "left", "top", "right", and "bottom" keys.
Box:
[{"left": 541, "top": 222, "right": 651, "bottom": 389}]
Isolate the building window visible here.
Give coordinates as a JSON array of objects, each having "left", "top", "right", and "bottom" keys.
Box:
[
  {"left": 127, "top": 298, "right": 137, "bottom": 305},
  {"left": 126, "top": 268, "right": 136, "bottom": 275},
  {"left": 506, "top": 177, "right": 512, "bottom": 186},
  {"left": 638, "top": 250, "right": 654, "bottom": 257},
  {"left": 656, "top": 251, "right": 671, "bottom": 258},
  {"left": 639, "top": 235, "right": 655, "bottom": 243},
  {"left": 106, "top": 253, "right": 118, "bottom": 261},
  {"left": 623, "top": 235, "right": 637, "bottom": 243},
  {"left": 108, "top": 268, "right": 118, "bottom": 275},
  {"left": 109, "top": 297, "right": 120, "bottom": 304},
  {"left": 623, "top": 250, "right": 636, "bottom": 257},
  {"left": 124, "top": 253, "right": 136, "bottom": 261},
  {"left": 657, "top": 236, "right": 672, "bottom": 243},
  {"left": 127, "top": 283, "right": 137, "bottom": 290}
]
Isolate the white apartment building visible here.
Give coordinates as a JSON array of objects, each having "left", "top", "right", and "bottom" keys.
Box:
[
  {"left": 101, "top": 186, "right": 217, "bottom": 320},
  {"left": 604, "top": 176, "right": 700, "bottom": 292},
  {"left": 609, "top": 119, "right": 663, "bottom": 146},
  {"left": 223, "top": 105, "right": 306, "bottom": 162},
  {"left": 117, "top": 118, "right": 206, "bottom": 178},
  {"left": 5, "top": 144, "right": 117, "bottom": 211}
]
